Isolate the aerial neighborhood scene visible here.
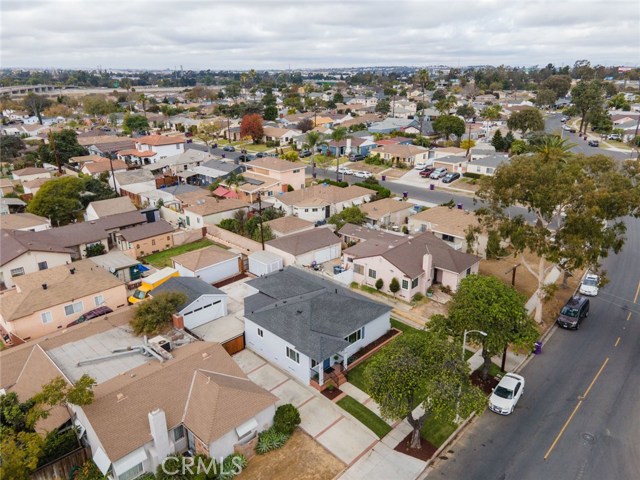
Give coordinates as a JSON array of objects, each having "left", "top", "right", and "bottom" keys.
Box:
[{"left": 1, "top": 1, "right": 640, "bottom": 480}]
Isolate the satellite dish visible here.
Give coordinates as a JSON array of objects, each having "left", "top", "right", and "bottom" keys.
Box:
[{"left": 108, "top": 267, "right": 116, "bottom": 273}]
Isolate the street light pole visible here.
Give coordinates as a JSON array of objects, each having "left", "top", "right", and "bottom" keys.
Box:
[{"left": 456, "top": 329, "right": 487, "bottom": 423}]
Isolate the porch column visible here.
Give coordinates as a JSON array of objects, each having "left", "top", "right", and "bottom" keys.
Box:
[
  {"left": 344, "top": 354, "right": 348, "bottom": 371},
  {"left": 318, "top": 365, "right": 324, "bottom": 386}
]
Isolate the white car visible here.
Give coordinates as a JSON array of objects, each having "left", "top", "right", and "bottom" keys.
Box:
[
  {"left": 579, "top": 273, "right": 599, "bottom": 296},
  {"left": 342, "top": 168, "right": 354, "bottom": 175},
  {"left": 562, "top": 124, "right": 571, "bottom": 131},
  {"left": 489, "top": 373, "right": 525, "bottom": 415},
  {"left": 354, "top": 170, "right": 373, "bottom": 179},
  {"left": 338, "top": 167, "right": 349, "bottom": 174},
  {"left": 414, "top": 162, "right": 428, "bottom": 170}
]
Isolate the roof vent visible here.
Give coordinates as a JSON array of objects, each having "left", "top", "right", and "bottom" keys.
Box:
[
  {"left": 296, "top": 308, "right": 303, "bottom": 314},
  {"left": 70, "top": 268, "right": 76, "bottom": 275},
  {"left": 116, "top": 393, "right": 127, "bottom": 402},
  {"left": 42, "top": 283, "right": 48, "bottom": 290},
  {"left": 202, "top": 352, "right": 210, "bottom": 360}
]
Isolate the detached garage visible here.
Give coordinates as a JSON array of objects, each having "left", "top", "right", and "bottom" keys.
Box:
[
  {"left": 150, "top": 277, "right": 227, "bottom": 330},
  {"left": 248, "top": 250, "right": 284, "bottom": 277},
  {"left": 265, "top": 227, "right": 341, "bottom": 267},
  {"left": 172, "top": 245, "right": 242, "bottom": 284}
]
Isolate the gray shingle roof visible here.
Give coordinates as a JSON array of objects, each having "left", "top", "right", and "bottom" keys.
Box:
[
  {"left": 118, "top": 219, "right": 174, "bottom": 242},
  {"left": 151, "top": 277, "right": 225, "bottom": 310},
  {"left": 245, "top": 267, "right": 391, "bottom": 361},
  {"left": 266, "top": 227, "right": 340, "bottom": 256}
]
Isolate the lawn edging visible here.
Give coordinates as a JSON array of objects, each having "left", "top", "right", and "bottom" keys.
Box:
[
  {"left": 336, "top": 395, "right": 392, "bottom": 439},
  {"left": 346, "top": 327, "right": 401, "bottom": 371}
]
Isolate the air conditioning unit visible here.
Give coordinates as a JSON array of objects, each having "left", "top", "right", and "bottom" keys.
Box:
[{"left": 149, "top": 335, "right": 172, "bottom": 352}]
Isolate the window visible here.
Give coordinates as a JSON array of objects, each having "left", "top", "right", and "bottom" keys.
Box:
[
  {"left": 117, "top": 463, "right": 144, "bottom": 480},
  {"left": 10, "top": 267, "right": 25, "bottom": 277},
  {"left": 312, "top": 208, "right": 317, "bottom": 212},
  {"left": 136, "top": 244, "right": 141, "bottom": 249},
  {"left": 64, "top": 301, "right": 83, "bottom": 317},
  {"left": 368, "top": 269, "right": 376, "bottom": 279},
  {"left": 402, "top": 279, "right": 409, "bottom": 290},
  {"left": 151, "top": 239, "right": 156, "bottom": 246},
  {"left": 94, "top": 295, "right": 104, "bottom": 307},
  {"left": 442, "top": 234, "right": 455, "bottom": 242},
  {"left": 176, "top": 144, "right": 180, "bottom": 149},
  {"left": 293, "top": 169, "right": 300, "bottom": 173},
  {"left": 305, "top": 209, "right": 309, "bottom": 212},
  {"left": 257, "top": 328, "right": 264, "bottom": 337},
  {"left": 466, "top": 268, "right": 471, "bottom": 275},
  {"left": 487, "top": 168, "right": 494, "bottom": 174},
  {"left": 411, "top": 277, "right": 419, "bottom": 289},
  {"left": 173, "top": 425, "right": 185, "bottom": 442},
  {"left": 345, "top": 327, "right": 364, "bottom": 344},
  {"left": 41, "top": 312, "right": 52, "bottom": 324},
  {"left": 38, "top": 261, "right": 48, "bottom": 271},
  {"left": 286, "top": 346, "right": 299, "bottom": 363},
  {"left": 353, "top": 264, "right": 364, "bottom": 275}
]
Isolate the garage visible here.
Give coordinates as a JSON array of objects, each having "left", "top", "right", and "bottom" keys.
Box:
[
  {"left": 265, "top": 227, "right": 342, "bottom": 267},
  {"left": 172, "top": 246, "right": 242, "bottom": 284}
]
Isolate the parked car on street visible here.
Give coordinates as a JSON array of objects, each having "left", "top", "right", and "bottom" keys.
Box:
[
  {"left": 255, "top": 152, "right": 265, "bottom": 158},
  {"left": 222, "top": 145, "right": 236, "bottom": 152},
  {"left": 588, "top": 140, "right": 599, "bottom": 147},
  {"left": 557, "top": 296, "right": 590, "bottom": 329},
  {"left": 442, "top": 172, "right": 461, "bottom": 183},
  {"left": 579, "top": 274, "right": 600, "bottom": 296},
  {"left": 354, "top": 170, "right": 373, "bottom": 179},
  {"left": 429, "top": 167, "right": 448, "bottom": 179},
  {"left": 489, "top": 373, "right": 525, "bottom": 415},
  {"left": 607, "top": 133, "right": 622, "bottom": 141},
  {"left": 561, "top": 117, "right": 569, "bottom": 123},
  {"left": 419, "top": 167, "right": 436, "bottom": 177}
]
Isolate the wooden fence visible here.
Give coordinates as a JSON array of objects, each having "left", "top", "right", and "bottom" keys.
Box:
[{"left": 30, "top": 446, "right": 90, "bottom": 480}]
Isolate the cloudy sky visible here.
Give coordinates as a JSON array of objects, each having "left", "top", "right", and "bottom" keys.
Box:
[{"left": 2, "top": 0, "right": 638, "bottom": 70}]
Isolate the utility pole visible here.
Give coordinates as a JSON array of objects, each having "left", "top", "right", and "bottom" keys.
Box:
[
  {"left": 227, "top": 117, "right": 231, "bottom": 144},
  {"left": 257, "top": 192, "right": 265, "bottom": 250},
  {"left": 109, "top": 153, "right": 120, "bottom": 196}
]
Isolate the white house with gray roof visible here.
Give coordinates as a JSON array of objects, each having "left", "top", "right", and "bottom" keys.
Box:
[
  {"left": 467, "top": 154, "right": 509, "bottom": 176},
  {"left": 243, "top": 267, "right": 391, "bottom": 387}
]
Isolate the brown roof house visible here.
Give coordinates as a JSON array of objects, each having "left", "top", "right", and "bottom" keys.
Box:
[
  {"left": 12, "top": 167, "right": 51, "bottom": 184},
  {"left": 359, "top": 198, "right": 415, "bottom": 229},
  {"left": 172, "top": 246, "right": 242, "bottom": 284},
  {"left": 343, "top": 230, "right": 480, "bottom": 300},
  {"left": 265, "top": 227, "right": 341, "bottom": 267},
  {"left": 85, "top": 196, "right": 138, "bottom": 221},
  {"left": 0, "top": 259, "right": 127, "bottom": 342},
  {"left": 0, "top": 212, "right": 51, "bottom": 232},
  {"left": 273, "top": 184, "right": 374, "bottom": 224},
  {"left": 0, "top": 317, "right": 277, "bottom": 479},
  {"left": 182, "top": 198, "right": 249, "bottom": 228},
  {"left": 265, "top": 216, "right": 314, "bottom": 238},
  {"left": 408, "top": 206, "right": 491, "bottom": 258},
  {"left": 115, "top": 219, "right": 175, "bottom": 258}
]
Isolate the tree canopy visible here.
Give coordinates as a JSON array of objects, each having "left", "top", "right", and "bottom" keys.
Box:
[
  {"left": 131, "top": 292, "right": 188, "bottom": 335},
  {"left": 506, "top": 108, "right": 544, "bottom": 135},
  {"left": 571, "top": 80, "right": 605, "bottom": 134},
  {"left": 122, "top": 113, "right": 149, "bottom": 134},
  {"left": 22, "top": 93, "right": 52, "bottom": 124},
  {"left": 240, "top": 113, "right": 264, "bottom": 143},
  {"left": 328, "top": 205, "right": 366, "bottom": 230},
  {"left": 365, "top": 331, "right": 485, "bottom": 449},
  {"left": 38, "top": 129, "right": 87, "bottom": 171},
  {"left": 433, "top": 115, "right": 465, "bottom": 140}
]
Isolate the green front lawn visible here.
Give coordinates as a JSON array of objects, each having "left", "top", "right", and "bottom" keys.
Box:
[
  {"left": 421, "top": 416, "right": 457, "bottom": 447},
  {"left": 142, "top": 239, "right": 225, "bottom": 268},
  {"left": 337, "top": 395, "right": 392, "bottom": 439}
]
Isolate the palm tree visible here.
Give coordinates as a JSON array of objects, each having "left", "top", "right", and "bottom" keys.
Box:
[
  {"left": 535, "top": 136, "right": 576, "bottom": 161},
  {"left": 233, "top": 209, "right": 247, "bottom": 235},
  {"left": 224, "top": 171, "right": 245, "bottom": 194},
  {"left": 138, "top": 94, "right": 148, "bottom": 117},
  {"left": 415, "top": 68, "right": 431, "bottom": 135},
  {"left": 435, "top": 94, "right": 457, "bottom": 115},
  {"left": 303, "top": 130, "right": 326, "bottom": 178},
  {"left": 330, "top": 127, "right": 349, "bottom": 181}
]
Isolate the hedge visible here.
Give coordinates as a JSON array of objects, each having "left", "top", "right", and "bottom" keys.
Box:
[
  {"left": 320, "top": 178, "right": 349, "bottom": 188},
  {"left": 462, "top": 172, "right": 482, "bottom": 179},
  {"left": 354, "top": 182, "right": 391, "bottom": 199}
]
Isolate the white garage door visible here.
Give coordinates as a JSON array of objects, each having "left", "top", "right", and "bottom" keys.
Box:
[
  {"left": 313, "top": 247, "right": 333, "bottom": 264},
  {"left": 183, "top": 299, "right": 226, "bottom": 329},
  {"left": 199, "top": 257, "right": 240, "bottom": 284}
]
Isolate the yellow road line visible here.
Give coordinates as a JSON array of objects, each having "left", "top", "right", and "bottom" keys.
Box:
[
  {"left": 544, "top": 357, "right": 609, "bottom": 460},
  {"left": 615, "top": 337, "right": 621, "bottom": 347},
  {"left": 544, "top": 400, "right": 583, "bottom": 460},
  {"left": 628, "top": 312, "right": 632, "bottom": 321},
  {"left": 634, "top": 280, "right": 640, "bottom": 304}
]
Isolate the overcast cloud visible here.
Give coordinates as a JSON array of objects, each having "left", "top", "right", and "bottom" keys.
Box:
[{"left": 2, "top": 0, "right": 639, "bottom": 70}]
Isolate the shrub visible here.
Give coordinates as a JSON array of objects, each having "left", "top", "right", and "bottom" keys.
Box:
[
  {"left": 321, "top": 178, "right": 348, "bottom": 188},
  {"left": 412, "top": 293, "right": 424, "bottom": 302},
  {"left": 462, "top": 172, "right": 482, "bottom": 180},
  {"left": 156, "top": 455, "right": 191, "bottom": 480},
  {"left": 217, "top": 454, "right": 247, "bottom": 480},
  {"left": 440, "top": 285, "right": 453, "bottom": 295},
  {"left": 72, "top": 461, "right": 108, "bottom": 480},
  {"left": 389, "top": 278, "right": 400, "bottom": 295},
  {"left": 256, "top": 427, "right": 290, "bottom": 454},
  {"left": 375, "top": 278, "right": 384, "bottom": 290},
  {"left": 286, "top": 184, "right": 294, "bottom": 192},
  {"left": 402, "top": 225, "right": 409, "bottom": 234},
  {"left": 354, "top": 182, "right": 390, "bottom": 199},
  {"left": 38, "top": 428, "right": 79, "bottom": 467},
  {"left": 273, "top": 404, "right": 301, "bottom": 435}
]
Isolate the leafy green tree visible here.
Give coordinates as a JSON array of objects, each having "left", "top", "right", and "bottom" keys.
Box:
[
  {"left": 131, "top": 292, "right": 188, "bottom": 335},
  {"left": 491, "top": 130, "right": 505, "bottom": 151},
  {"left": 82, "top": 94, "right": 118, "bottom": 115},
  {"left": 506, "top": 108, "right": 544, "bottom": 136},
  {"left": 22, "top": 93, "right": 52, "bottom": 124},
  {"left": 608, "top": 93, "right": 630, "bottom": 111},
  {"left": 375, "top": 98, "right": 390, "bottom": 114},
  {"left": 333, "top": 91, "right": 344, "bottom": 104},
  {"left": 296, "top": 118, "right": 314, "bottom": 133},
  {"left": 482, "top": 104, "right": 503, "bottom": 123},
  {"left": 534, "top": 88, "right": 557, "bottom": 109},
  {"left": 431, "top": 89, "right": 447, "bottom": 102},
  {"left": 251, "top": 224, "right": 274, "bottom": 243},
  {"left": 27, "top": 176, "right": 84, "bottom": 225},
  {"left": 38, "top": 129, "right": 87, "bottom": 169},
  {"left": 571, "top": 80, "right": 605, "bottom": 134},
  {"left": 85, "top": 243, "right": 106, "bottom": 258},
  {"left": 541, "top": 75, "right": 572, "bottom": 99},
  {"left": 328, "top": 205, "right": 366, "bottom": 230},
  {"left": 477, "top": 153, "right": 640, "bottom": 323},
  {"left": 263, "top": 105, "right": 278, "bottom": 121},
  {"left": 587, "top": 107, "right": 613, "bottom": 134},
  {"left": 304, "top": 130, "right": 326, "bottom": 177},
  {"left": 375, "top": 278, "right": 384, "bottom": 290},
  {"left": 0, "top": 136, "right": 25, "bottom": 159},
  {"left": 282, "top": 151, "right": 299, "bottom": 162},
  {"left": 364, "top": 332, "right": 485, "bottom": 449},
  {"left": 431, "top": 275, "right": 538, "bottom": 380},
  {"left": 225, "top": 83, "right": 241, "bottom": 104},
  {"left": 433, "top": 115, "right": 465, "bottom": 140},
  {"left": 389, "top": 277, "right": 400, "bottom": 295},
  {"left": 122, "top": 113, "right": 149, "bottom": 134},
  {"left": 330, "top": 127, "right": 349, "bottom": 180},
  {"left": 197, "top": 120, "right": 222, "bottom": 153},
  {"left": 503, "top": 131, "right": 515, "bottom": 150}
]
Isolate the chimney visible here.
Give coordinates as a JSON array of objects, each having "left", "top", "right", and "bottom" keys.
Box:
[
  {"left": 172, "top": 313, "right": 184, "bottom": 329},
  {"left": 42, "top": 283, "right": 48, "bottom": 290},
  {"left": 148, "top": 409, "right": 171, "bottom": 463}
]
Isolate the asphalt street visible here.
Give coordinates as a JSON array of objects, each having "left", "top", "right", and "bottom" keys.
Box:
[{"left": 430, "top": 215, "right": 640, "bottom": 480}]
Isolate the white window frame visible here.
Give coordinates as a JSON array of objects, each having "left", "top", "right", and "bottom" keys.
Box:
[
  {"left": 10, "top": 267, "right": 25, "bottom": 277},
  {"left": 117, "top": 463, "right": 144, "bottom": 480},
  {"left": 368, "top": 268, "right": 376, "bottom": 279},
  {"left": 94, "top": 295, "right": 104, "bottom": 307},
  {"left": 64, "top": 301, "right": 83, "bottom": 317},
  {"left": 173, "top": 425, "right": 185, "bottom": 442},
  {"left": 38, "top": 261, "right": 48, "bottom": 271},
  {"left": 345, "top": 327, "right": 364, "bottom": 344},
  {"left": 402, "top": 279, "right": 409, "bottom": 290},
  {"left": 257, "top": 328, "right": 264, "bottom": 337},
  {"left": 411, "top": 277, "right": 419, "bottom": 289},
  {"left": 41, "top": 311, "right": 53, "bottom": 324},
  {"left": 286, "top": 346, "right": 300, "bottom": 364}
]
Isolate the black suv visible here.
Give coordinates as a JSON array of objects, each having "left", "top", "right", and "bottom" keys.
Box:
[
  {"left": 349, "top": 154, "right": 366, "bottom": 162},
  {"left": 557, "top": 296, "right": 590, "bottom": 330}
]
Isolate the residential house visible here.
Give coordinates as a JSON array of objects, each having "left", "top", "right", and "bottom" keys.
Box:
[
  {"left": 367, "top": 117, "right": 415, "bottom": 134},
  {"left": 0, "top": 213, "right": 51, "bottom": 232},
  {"left": 359, "top": 198, "right": 415, "bottom": 228},
  {"left": 431, "top": 155, "right": 468, "bottom": 174},
  {"left": 85, "top": 197, "right": 138, "bottom": 221},
  {"left": 234, "top": 171, "right": 282, "bottom": 203},
  {"left": 265, "top": 227, "right": 341, "bottom": 267},
  {"left": 466, "top": 154, "right": 509, "bottom": 176},
  {"left": 110, "top": 170, "right": 157, "bottom": 204},
  {"left": 151, "top": 277, "right": 228, "bottom": 329},
  {"left": 244, "top": 266, "right": 391, "bottom": 387},
  {"left": 120, "top": 135, "right": 186, "bottom": 165},
  {"left": 115, "top": 219, "right": 175, "bottom": 257},
  {"left": 0, "top": 198, "right": 26, "bottom": 215},
  {"left": 246, "top": 157, "right": 306, "bottom": 192},
  {"left": 373, "top": 137, "right": 414, "bottom": 148},
  {"left": 139, "top": 184, "right": 202, "bottom": 209},
  {"left": 369, "top": 144, "right": 430, "bottom": 167},
  {"left": 322, "top": 137, "right": 377, "bottom": 157},
  {"left": 430, "top": 146, "right": 466, "bottom": 160},
  {"left": 89, "top": 250, "right": 146, "bottom": 285},
  {"left": 172, "top": 246, "right": 242, "bottom": 284},
  {"left": 0, "top": 259, "right": 127, "bottom": 341},
  {"left": 265, "top": 216, "right": 314, "bottom": 238},
  {"left": 273, "top": 184, "right": 374, "bottom": 223},
  {"left": 337, "top": 223, "right": 407, "bottom": 247},
  {"left": 192, "top": 159, "right": 241, "bottom": 188},
  {"left": 12, "top": 167, "right": 51, "bottom": 184},
  {"left": 403, "top": 119, "right": 436, "bottom": 136},
  {"left": 0, "top": 178, "right": 15, "bottom": 197},
  {"left": 344, "top": 231, "right": 480, "bottom": 299},
  {"left": 183, "top": 198, "right": 249, "bottom": 228},
  {"left": 142, "top": 149, "right": 217, "bottom": 177},
  {"left": 262, "top": 126, "right": 300, "bottom": 145},
  {"left": 0, "top": 229, "right": 72, "bottom": 290},
  {"left": 80, "top": 158, "right": 128, "bottom": 178},
  {"left": 408, "top": 206, "right": 490, "bottom": 257},
  {"left": 469, "top": 145, "right": 497, "bottom": 161},
  {"left": 87, "top": 138, "right": 136, "bottom": 157},
  {"left": 22, "top": 177, "right": 55, "bottom": 197}
]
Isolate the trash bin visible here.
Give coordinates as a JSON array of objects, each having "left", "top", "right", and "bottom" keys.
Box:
[
  {"left": 457, "top": 203, "right": 463, "bottom": 209},
  {"left": 381, "top": 175, "right": 386, "bottom": 181},
  {"left": 533, "top": 341, "right": 542, "bottom": 354},
  {"left": 429, "top": 184, "right": 435, "bottom": 190},
  {"left": 312, "top": 173, "right": 317, "bottom": 179},
  {"left": 403, "top": 191, "right": 408, "bottom": 199},
  {"left": 333, "top": 266, "right": 343, "bottom": 275}
]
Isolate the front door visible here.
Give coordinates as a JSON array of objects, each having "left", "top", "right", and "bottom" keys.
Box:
[
  {"left": 187, "top": 429, "right": 196, "bottom": 454},
  {"left": 325, "top": 205, "right": 331, "bottom": 219},
  {"left": 323, "top": 358, "right": 331, "bottom": 371}
]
